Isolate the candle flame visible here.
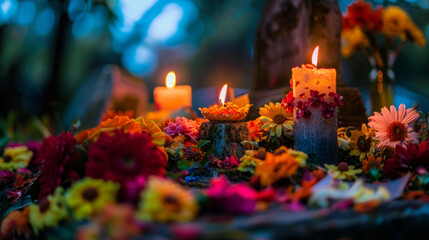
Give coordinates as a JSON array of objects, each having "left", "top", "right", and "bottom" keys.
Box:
[
  {"left": 312, "top": 46, "right": 319, "bottom": 67},
  {"left": 219, "top": 84, "right": 228, "bottom": 106},
  {"left": 166, "top": 71, "right": 176, "bottom": 89}
]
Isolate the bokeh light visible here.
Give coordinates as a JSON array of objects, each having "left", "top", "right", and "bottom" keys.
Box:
[
  {"left": 0, "top": 0, "right": 18, "bottom": 24},
  {"left": 16, "top": 0, "right": 35, "bottom": 26},
  {"left": 147, "top": 3, "right": 184, "bottom": 42},
  {"left": 122, "top": 43, "right": 158, "bottom": 76},
  {"left": 34, "top": 7, "right": 55, "bottom": 36}
]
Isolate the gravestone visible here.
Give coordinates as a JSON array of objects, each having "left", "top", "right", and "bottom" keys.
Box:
[{"left": 62, "top": 65, "right": 148, "bottom": 130}]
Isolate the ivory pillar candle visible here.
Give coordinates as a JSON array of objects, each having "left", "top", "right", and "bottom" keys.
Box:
[
  {"left": 292, "top": 47, "right": 338, "bottom": 164},
  {"left": 154, "top": 72, "right": 192, "bottom": 111}
]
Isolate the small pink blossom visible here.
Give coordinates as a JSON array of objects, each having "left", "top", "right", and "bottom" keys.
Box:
[{"left": 164, "top": 117, "right": 200, "bottom": 143}]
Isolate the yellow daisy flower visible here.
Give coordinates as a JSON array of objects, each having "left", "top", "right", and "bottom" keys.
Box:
[
  {"left": 29, "top": 188, "right": 67, "bottom": 234},
  {"left": 341, "top": 26, "right": 369, "bottom": 57},
  {"left": 65, "top": 178, "right": 119, "bottom": 220},
  {"left": 349, "top": 124, "right": 379, "bottom": 160},
  {"left": 325, "top": 162, "right": 362, "bottom": 180},
  {"left": 238, "top": 149, "right": 267, "bottom": 173},
  {"left": 0, "top": 146, "right": 33, "bottom": 170},
  {"left": 259, "top": 102, "right": 293, "bottom": 138},
  {"left": 134, "top": 117, "right": 166, "bottom": 146},
  {"left": 382, "top": 6, "right": 410, "bottom": 39},
  {"left": 138, "top": 176, "right": 198, "bottom": 222}
]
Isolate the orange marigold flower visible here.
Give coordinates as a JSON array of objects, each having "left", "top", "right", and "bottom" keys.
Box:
[
  {"left": 101, "top": 110, "right": 134, "bottom": 122},
  {"left": 254, "top": 152, "right": 300, "bottom": 187},
  {"left": 248, "top": 119, "right": 265, "bottom": 141},
  {"left": 75, "top": 116, "right": 166, "bottom": 146},
  {"left": 362, "top": 155, "right": 383, "bottom": 173},
  {"left": 75, "top": 116, "right": 140, "bottom": 143},
  {"left": 1, "top": 206, "right": 32, "bottom": 239}
]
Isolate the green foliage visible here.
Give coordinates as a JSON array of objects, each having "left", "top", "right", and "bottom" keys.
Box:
[
  {"left": 177, "top": 159, "right": 193, "bottom": 171},
  {"left": 197, "top": 140, "right": 211, "bottom": 150}
]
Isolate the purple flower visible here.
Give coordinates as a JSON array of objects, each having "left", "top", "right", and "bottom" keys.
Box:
[
  {"left": 308, "top": 90, "right": 326, "bottom": 108},
  {"left": 0, "top": 170, "right": 15, "bottom": 186},
  {"left": 296, "top": 100, "right": 307, "bottom": 110},
  {"left": 329, "top": 92, "right": 344, "bottom": 107},
  {"left": 321, "top": 102, "right": 336, "bottom": 118}
]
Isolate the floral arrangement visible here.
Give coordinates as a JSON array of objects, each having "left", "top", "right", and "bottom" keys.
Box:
[
  {"left": 341, "top": 0, "right": 426, "bottom": 111},
  {"left": 342, "top": 0, "right": 426, "bottom": 58},
  {"left": 0, "top": 101, "right": 428, "bottom": 239}
]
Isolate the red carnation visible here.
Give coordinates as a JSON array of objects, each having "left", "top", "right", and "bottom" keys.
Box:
[
  {"left": 86, "top": 130, "right": 167, "bottom": 200},
  {"left": 38, "top": 132, "right": 80, "bottom": 200}
]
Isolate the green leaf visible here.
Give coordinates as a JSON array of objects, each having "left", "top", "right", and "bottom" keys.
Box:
[
  {"left": 178, "top": 159, "right": 192, "bottom": 171},
  {"left": 197, "top": 140, "right": 211, "bottom": 149}
]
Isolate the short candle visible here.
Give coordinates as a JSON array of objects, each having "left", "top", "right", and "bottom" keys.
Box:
[{"left": 153, "top": 72, "right": 192, "bottom": 111}]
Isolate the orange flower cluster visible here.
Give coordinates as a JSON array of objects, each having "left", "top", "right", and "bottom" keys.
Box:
[
  {"left": 101, "top": 110, "right": 134, "bottom": 122},
  {"left": 254, "top": 150, "right": 301, "bottom": 187},
  {"left": 75, "top": 116, "right": 141, "bottom": 143},
  {"left": 75, "top": 116, "right": 166, "bottom": 146},
  {"left": 199, "top": 103, "right": 252, "bottom": 122},
  {"left": 1, "top": 207, "right": 32, "bottom": 238}
]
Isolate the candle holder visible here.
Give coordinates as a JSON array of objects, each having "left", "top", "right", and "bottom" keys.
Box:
[
  {"left": 199, "top": 121, "right": 250, "bottom": 159},
  {"left": 199, "top": 85, "right": 252, "bottom": 159}
]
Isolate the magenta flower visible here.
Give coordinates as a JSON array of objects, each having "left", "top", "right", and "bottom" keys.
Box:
[
  {"left": 321, "top": 102, "right": 336, "bottom": 118},
  {"left": 0, "top": 170, "right": 15, "bottom": 186},
  {"left": 205, "top": 175, "right": 257, "bottom": 214},
  {"left": 329, "top": 92, "right": 344, "bottom": 107},
  {"left": 164, "top": 117, "right": 200, "bottom": 143},
  {"left": 308, "top": 90, "right": 326, "bottom": 108}
]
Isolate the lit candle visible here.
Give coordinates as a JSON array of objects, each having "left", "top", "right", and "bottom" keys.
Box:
[
  {"left": 199, "top": 84, "right": 252, "bottom": 158},
  {"left": 153, "top": 72, "right": 192, "bottom": 111},
  {"left": 199, "top": 84, "right": 252, "bottom": 122},
  {"left": 292, "top": 46, "right": 339, "bottom": 165}
]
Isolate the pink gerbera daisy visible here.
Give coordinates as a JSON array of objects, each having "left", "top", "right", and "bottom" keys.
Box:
[{"left": 368, "top": 104, "right": 419, "bottom": 148}]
